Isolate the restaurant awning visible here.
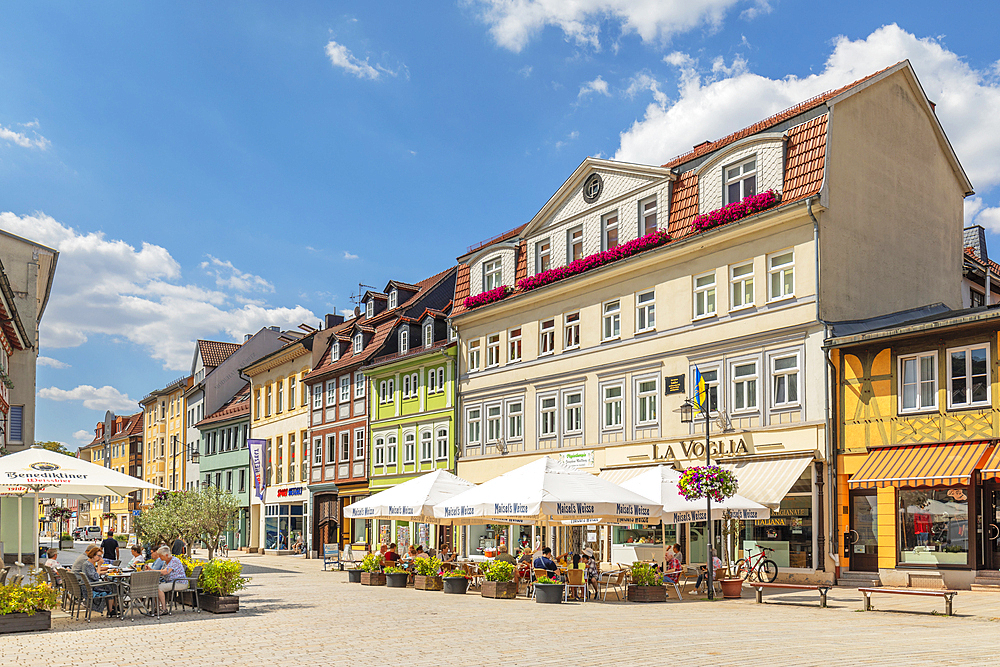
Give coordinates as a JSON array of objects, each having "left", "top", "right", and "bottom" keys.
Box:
[
  {"left": 597, "top": 465, "right": 660, "bottom": 486},
  {"left": 718, "top": 453, "right": 814, "bottom": 509},
  {"left": 847, "top": 441, "right": 991, "bottom": 489},
  {"left": 978, "top": 443, "right": 1000, "bottom": 480}
]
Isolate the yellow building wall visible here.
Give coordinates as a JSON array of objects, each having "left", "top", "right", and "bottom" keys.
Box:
[{"left": 876, "top": 487, "right": 896, "bottom": 569}]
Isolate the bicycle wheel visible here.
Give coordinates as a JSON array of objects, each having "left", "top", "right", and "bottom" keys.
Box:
[
  {"left": 735, "top": 558, "right": 754, "bottom": 581},
  {"left": 757, "top": 559, "right": 778, "bottom": 583}
]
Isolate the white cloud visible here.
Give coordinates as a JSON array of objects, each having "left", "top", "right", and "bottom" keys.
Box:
[
  {"left": 555, "top": 130, "right": 579, "bottom": 149},
  {"left": 0, "top": 212, "right": 316, "bottom": 371},
  {"left": 468, "top": 0, "right": 747, "bottom": 52},
  {"left": 72, "top": 429, "right": 93, "bottom": 443},
  {"left": 966, "top": 197, "right": 1000, "bottom": 234},
  {"left": 0, "top": 122, "right": 50, "bottom": 150},
  {"left": 342, "top": 250, "right": 359, "bottom": 260},
  {"left": 203, "top": 255, "right": 274, "bottom": 292},
  {"left": 578, "top": 76, "right": 611, "bottom": 99},
  {"left": 36, "top": 356, "right": 70, "bottom": 369},
  {"left": 616, "top": 24, "right": 1000, "bottom": 198},
  {"left": 39, "top": 384, "right": 137, "bottom": 412},
  {"left": 325, "top": 40, "right": 405, "bottom": 80},
  {"left": 518, "top": 65, "right": 533, "bottom": 78}
]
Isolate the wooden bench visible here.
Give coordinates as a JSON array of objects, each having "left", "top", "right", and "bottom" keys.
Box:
[
  {"left": 858, "top": 587, "right": 957, "bottom": 616},
  {"left": 751, "top": 582, "right": 832, "bottom": 608}
]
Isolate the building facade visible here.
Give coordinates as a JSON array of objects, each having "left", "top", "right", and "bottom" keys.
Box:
[
  {"left": 140, "top": 376, "right": 193, "bottom": 499},
  {"left": 450, "top": 62, "right": 972, "bottom": 580},
  {"left": 107, "top": 412, "right": 143, "bottom": 534}
]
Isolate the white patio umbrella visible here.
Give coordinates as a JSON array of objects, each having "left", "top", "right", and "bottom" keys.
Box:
[
  {"left": 433, "top": 457, "right": 663, "bottom": 525},
  {"left": 344, "top": 469, "right": 475, "bottom": 523},
  {"left": 620, "top": 465, "right": 770, "bottom": 524},
  {"left": 0, "top": 447, "right": 162, "bottom": 568}
]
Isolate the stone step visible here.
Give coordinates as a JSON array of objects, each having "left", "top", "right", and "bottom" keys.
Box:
[
  {"left": 836, "top": 572, "right": 881, "bottom": 588},
  {"left": 975, "top": 569, "right": 1000, "bottom": 580},
  {"left": 970, "top": 584, "right": 1000, "bottom": 593}
]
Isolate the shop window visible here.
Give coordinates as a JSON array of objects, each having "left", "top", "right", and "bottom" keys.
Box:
[
  {"left": 898, "top": 488, "right": 969, "bottom": 565},
  {"left": 899, "top": 351, "right": 937, "bottom": 413},
  {"left": 948, "top": 344, "right": 990, "bottom": 408},
  {"left": 742, "top": 468, "right": 813, "bottom": 569}
]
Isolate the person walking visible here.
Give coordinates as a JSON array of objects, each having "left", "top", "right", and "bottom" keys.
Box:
[{"left": 101, "top": 531, "right": 120, "bottom": 563}]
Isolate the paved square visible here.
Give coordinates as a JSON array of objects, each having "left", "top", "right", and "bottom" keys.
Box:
[{"left": 4, "top": 554, "right": 999, "bottom": 666}]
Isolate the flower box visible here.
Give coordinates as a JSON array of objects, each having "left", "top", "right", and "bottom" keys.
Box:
[
  {"left": 0, "top": 610, "right": 51, "bottom": 634},
  {"left": 443, "top": 576, "right": 469, "bottom": 595},
  {"left": 692, "top": 190, "right": 779, "bottom": 232},
  {"left": 481, "top": 581, "right": 517, "bottom": 599},
  {"left": 627, "top": 584, "right": 666, "bottom": 603},
  {"left": 464, "top": 285, "right": 512, "bottom": 310},
  {"left": 200, "top": 594, "right": 239, "bottom": 614},
  {"left": 414, "top": 575, "right": 443, "bottom": 591},
  {"left": 347, "top": 569, "right": 362, "bottom": 583},
  {"left": 385, "top": 572, "right": 409, "bottom": 588},
  {"left": 360, "top": 572, "right": 386, "bottom": 586}
]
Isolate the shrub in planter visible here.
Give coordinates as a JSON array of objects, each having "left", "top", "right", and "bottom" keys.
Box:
[
  {"left": 414, "top": 556, "right": 443, "bottom": 591},
  {"left": 199, "top": 559, "right": 249, "bottom": 614},
  {"left": 0, "top": 582, "right": 58, "bottom": 634},
  {"left": 384, "top": 566, "right": 409, "bottom": 588},
  {"left": 442, "top": 572, "right": 470, "bottom": 595},
  {"left": 480, "top": 560, "right": 517, "bottom": 599},
  {"left": 533, "top": 575, "right": 564, "bottom": 604},
  {"left": 626, "top": 562, "right": 667, "bottom": 602}
]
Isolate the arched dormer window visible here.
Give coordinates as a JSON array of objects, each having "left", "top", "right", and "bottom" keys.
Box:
[
  {"left": 424, "top": 320, "right": 433, "bottom": 348},
  {"left": 353, "top": 333, "right": 363, "bottom": 353},
  {"left": 399, "top": 328, "right": 409, "bottom": 354}
]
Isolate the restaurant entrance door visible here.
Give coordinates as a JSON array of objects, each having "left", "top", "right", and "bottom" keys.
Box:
[
  {"left": 849, "top": 490, "right": 878, "bottom": 572},
  {"left": 980, "top": 484, "right": 1000, "bottom": 570}
]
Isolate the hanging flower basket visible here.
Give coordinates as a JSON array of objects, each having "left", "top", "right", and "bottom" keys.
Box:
[
  {"left": 464, "top": 285, "right": 512, "bottom": 310},
  {"left": 692, "top": 190, "right": 779, "bottom": 233},
  {"left": 677, "top": 466, "right": 739, "bottom": 503}
]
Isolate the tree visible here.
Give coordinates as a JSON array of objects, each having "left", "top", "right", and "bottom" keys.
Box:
[
  {"left": 132, "top": 488, "right": 241, "bottom": 560},
  {"left": 37, "top": 441, "right": 75, "bottom": 456},
  {"left": 194, "top": 487, "right": 242, "bottom": 560}
]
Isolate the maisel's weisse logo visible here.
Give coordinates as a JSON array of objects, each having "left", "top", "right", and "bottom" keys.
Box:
[{"left": 29, "top": 462, "right": 61, "bottom": 472}]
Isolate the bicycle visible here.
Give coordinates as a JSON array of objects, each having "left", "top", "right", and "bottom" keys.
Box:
[{"left": 735, "top": 546, "right": 778, "bottom": 582}]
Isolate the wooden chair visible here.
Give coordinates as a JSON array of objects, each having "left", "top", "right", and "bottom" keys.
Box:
[
  {"left": 529, "top": 568, "right": 549, "bottom": 599},
  {"left": 564, "top": 568, "right": 587, "bottom": 602}
]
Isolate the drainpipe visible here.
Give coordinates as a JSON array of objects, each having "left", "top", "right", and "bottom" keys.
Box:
[{"left": 807, "top": 197, "right": 831, "bottom": 574}]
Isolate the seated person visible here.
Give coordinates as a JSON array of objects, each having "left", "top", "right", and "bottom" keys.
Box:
[
  {"left": 127, "top": 545, "right": 147, "bottom": 570},
  {"left": 438, "top": 544, "right": 456, "bottom": 563},
  {"left": 384, "top": 543, "right": 400, "bottom": 563},
  {"left": 694, "top": 555, "right": 723, "bottom": 591},
  {"left": 291, "top": 535, "right": 305, "bottom": 554},
  {"left": 494, "top": 545, "right": 517, "bottom": 565},
  {"left": 414, "top": 545, "right": 428, "bottom": 559},
  {"left": 532, "top": 547, "right": 558, "bottom": 579},
  {"left": 582, "top": 551, "right": 600, "bottom": 599},
  {"left": 663, "top": 552, "right": 683, "bottom": 585},
  {"left": 78, "top": 545, "right": 118, "bottom": 616},
  {"left": 155, "top": 546, "right": 189, "bottom": 614},
  {"left": 43, "top": 548, "right": 61, "bottom": 585}
]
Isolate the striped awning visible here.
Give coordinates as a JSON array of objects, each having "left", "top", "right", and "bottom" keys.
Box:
[
  {"left": 978, "top": 443, "right": 1000, "bottom": 480},
  {"left": 848, "top": 441, "right": 991, "bottom": 489}
]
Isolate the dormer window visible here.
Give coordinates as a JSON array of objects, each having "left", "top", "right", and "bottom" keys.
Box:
[
  {"left": 353, "top": 333, "right": 363, "bottom": 354},
  {"left": 483, "top": 258, "right": 502, "bottom": 291},
  {"left": 389, "top": 289, "right": 398, "bottom": 309},
  {"left": 331, "top": 342, "right": 340, "bottom": 362},
  {"left": 399, "top": 328, "right": 409, "bottom": 354},
  {"left": 725, "top": 157, "right": 757, "bottom": 204},
  {"left": 424, "top": 320, "right": 433, "bottom": 348},
  {"left": 602, "top": 212, "right": 619, "bottom": 250},
  {"left": 536, "top": 239, "right": 551, "bottom": 273},
  {"left": 366, "top": 299, "right": 373, "bottom": 319}
]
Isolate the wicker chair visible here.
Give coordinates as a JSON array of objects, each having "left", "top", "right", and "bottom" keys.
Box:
[
  {"left": 76, "top": 573, "right": 122, "bottom": 621},
  {"left": 127, "top": 570, "right": 162, "bottom": 621},
  {"left": 173, "top": 565, "right": 202, "bottom": 612},
  {"left": 61, "top": 570, "right": 84, "bottom": 619}
]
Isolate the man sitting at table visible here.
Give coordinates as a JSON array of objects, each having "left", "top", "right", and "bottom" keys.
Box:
[
  {"left": 384, "top": 543, "right": 400, "bottom": 564},
  {"left": 155, "top": 545, "right": 189, "bottom": 614},
  {"left": 494, "top": 545, "right": 517, "bottom": 565},
  {"left": 438, "top": 544, "right": 455, "bottom": 563},
  {"left": 533, "top": 547, "right": 558, "bottom": 578}
]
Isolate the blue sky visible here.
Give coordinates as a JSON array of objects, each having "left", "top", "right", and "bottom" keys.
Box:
[{"left": 1, "top": 2, "right": 998, "bottom": 449}]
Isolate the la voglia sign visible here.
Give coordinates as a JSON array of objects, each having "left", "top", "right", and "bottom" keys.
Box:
[{"left": 652, "top": 438, "right": 750, "bottom": 463}]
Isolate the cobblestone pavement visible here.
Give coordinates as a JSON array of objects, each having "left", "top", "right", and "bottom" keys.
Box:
[{"left": 4, "top": 554, "right": 999, "bottom": 666}]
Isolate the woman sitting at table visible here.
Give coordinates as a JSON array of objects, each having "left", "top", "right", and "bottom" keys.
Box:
[
  {"left": 127, "top": 544, "right": 145, "bottom": 570},
  {"left": 155, "top": 546, "right": 189, "bottom": 614},
  {"left": 582, "top": 551, "right": 600, "bottom": 599},
  {"left": 76, "top": 544, "right": 119, "bottom": 616}
]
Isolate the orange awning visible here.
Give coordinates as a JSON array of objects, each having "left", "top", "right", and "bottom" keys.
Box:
[
  {"left": 979, "top": 444, "right": 1000, "bottom": 480},
  {"left": 848, "top": 441, "right": 991, "bottom": 489}
]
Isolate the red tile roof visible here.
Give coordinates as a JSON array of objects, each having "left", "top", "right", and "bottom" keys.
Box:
[
  {"left": 196, "top": 382, "right": 251, "bottom": 428},
  {"left": 466, "top": 224, "right": 527, "bottom": 255},
  {"left": 198, "top": 340, "right": 242, "bottom": 368},
  {"left": 667, "top": 171, "right": 700, "bottom": 239},
  {"left": 964, "top": 247, "right": 1000, "bottom": 276},
  {"left": 125, "top": 412, "right": 144, "bottom": 436},
  {"left": 782, "top": 114, "right": 828, "bottom": 201}
]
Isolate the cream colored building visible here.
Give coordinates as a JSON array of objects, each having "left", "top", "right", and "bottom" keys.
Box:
[
  {"left": 450, "top": 62, "right": 972, "bottom": 583},
  {"left": 242, "top": 330, "right": 313, "bottom": 553}
]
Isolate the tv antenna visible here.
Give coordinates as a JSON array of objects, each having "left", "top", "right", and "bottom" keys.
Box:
[{"left": 350, "top": 283, "right": 380, "bottom": 307}]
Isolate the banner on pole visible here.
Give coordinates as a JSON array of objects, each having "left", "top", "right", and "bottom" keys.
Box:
[{"left": 248, "top": 439, "right": 266, "bottom": 502}]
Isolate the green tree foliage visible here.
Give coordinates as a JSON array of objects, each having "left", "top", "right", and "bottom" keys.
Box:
[{"left": 133, "top": 488, "right": 241, "bottom": 560}]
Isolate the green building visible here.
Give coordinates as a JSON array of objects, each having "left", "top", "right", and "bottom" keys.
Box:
[
  {"left": 362, "top": 305, "right": 458, "bottom": 553},
  {"left": 195, "top": 383, "right": 252, "bottom": 549}
]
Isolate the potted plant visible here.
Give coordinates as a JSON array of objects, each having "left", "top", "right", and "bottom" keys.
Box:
[
  {"left": 199, "top": 559, "right": 249, "bottom": 613},
  {"left": 347, "top": 567, "right": 363, "bottom": 583},
  {"left": 359, "top": 553, "right": 385, "bottom": 586},
  {"left": 384, "top": 566, "right": 409, "bottom": 588},
  {"left": 533, "top": 574, "right": 564, "bottom": 604},
  {"left": 49, "top": 507, "right": 73, "bottom": 548},
  {"left": 442, "top": 570, "right": 470, "bottom": 595},
  {"left": 413, "top": 556, "right": 443, "bottom": 591},
  {"left": 678, "top": 466, "right": 743, "bottom": 596},
  {"left": 480, "top": 560, "right": 517, "bottom": 599},
  {"left": 0, "top": 582, "right": 58, "bottom": 633},
  {"left": 626, "top": 562, "right": 666, "bottom": 602}
]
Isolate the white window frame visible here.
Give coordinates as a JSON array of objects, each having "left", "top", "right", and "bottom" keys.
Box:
[
  {"left": 640, "top": 196, "right": 657, "bottom": 236},
  {"left": 424, "top": 320, "right": 434, "bottom": 348},
  {"left": 403, "top": 432, "right": 416, "bottom": 464},
  {"left": 506, "top": 400, "right": 523, "bottom": 441},
  {"left": 340, "top": 375, "right": 350, "bottom": 402},
  {"left": 767, "top": 250, "right": 795, "bottom": 302},
  {"left": 770, "top": 351, "right": 801, "bottom": 409},
  {"left": 539, "top": 319, "right": 555, "bottom": 356},
  {"left": 403, "top": 374, "right": 411, "bottom": 398},
  {"left": 373, "top": 436, "right": 385, "bottom": 466},
  {"left": 354, "top": 428, "right": 365, "bottom": 460},
  {"left": 326, "top": 380, "right": 336, "bottom": 406},
  {"left": 340, "top": 431, "right": 350, "bottom": 462},
  {"left": 508, "top": 327, "right": 522, "bottom": 363},
  {"left": 420, "top": 430, "right": 433, "bottom": 462},
  {"left": 486, "top": 404, "right": 502, "bottom": 442},
  {"left": 428, "top": 368, "right": 438, "bottom": 394},
  {"left": 410, "top": 372, "right": 419, "bottom": 397},
  {"left": 483, "top": 257, "right": 503, "bottom": 291},
  {"left": 694, "top": 271, "right": 717, "bottom": 319},
  {"left": 635, "top": 376, "right": 658, "bottom": 426},
  {"left": 399, "top": 328, "right": 409, "bottom": 354},
  {"left": 386, "top": 434, "right": 397, "bottom": 465},
  {"left": 730, "top": 357, "right": 760, "bottom": 414},
  {"left": 536, "top": 238, "right": 552, "bottom": 274},
  {"left": 539, "top": 395, "right": 558, "bottom": 438},
  {"left": 436, "top": 427, "right": 448, "bottom": 460},
  {"left": 947, "top": 343, "right": 991, "bottom": 409},
  {"left": 563, "top": 390, "right": 583, "bottom": 435},
  {"left": 365, "top": 299, "right": 373, "bottom": 319},
  {"left": 379, "top": 380, "right": 388, "bottom": 404},
  {"left": 312, "top": 385, "right": 321, "bottom": 410},
  {"left": 602, "top": 211, "right": 619, "bottom": 251},
  {"left": 354, "top": 332, "right": 363, "bottom": 353},
  {"left": 468, "top": 339, "right": 480, "bottom": 372},
  {"left": 466, "top": 408, "right": 481, "bottom": 445},
  {"left": 437, "top": 368, "right": 445, "bottom": 392},
  {"left": 564, "top": 312, "right": 580, "bottom": 350},
  {"left": 730, "top": 262, "right": 754, "bottom": 311},
  {"left": 333, "top": 341, "right": 341, "bottom": 361},
  {"left": 567, "top": 226, "right": 584, "bottom": 263},
  {"left": 313, "top": 437, "right": 322, "bottom": 465},
  {"left": 636, "top": 290, "right": 655, "bottom": 333},
  {"left": 389, "top": 289, "right": 398, "bottom": 309},
  {"left": 486, "top": 333, "right": 501, "bottom": 368},
  {"left": 602, "top": 383, "right": 624, "bottom": 431},
  {"left": 724, "top": 156, "right": 757, "bottom": 204},
  {"left": 602, "top": 300, "right": 621, "bottom": 341},
  {"left": 355, "top": 372, "right": 364, "bottom": 398}
]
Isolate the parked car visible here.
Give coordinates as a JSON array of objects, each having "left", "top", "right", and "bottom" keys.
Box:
[{"left": 76, "top": 526, "right": 102, "bottom": 541}]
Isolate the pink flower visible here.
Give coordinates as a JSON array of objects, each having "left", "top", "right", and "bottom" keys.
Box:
[
  {"left": 692, "top": 190, "right": 779, "bottom": 232},
  {"left": 464, "top": 285, "right": 512, "bottom": 310}
]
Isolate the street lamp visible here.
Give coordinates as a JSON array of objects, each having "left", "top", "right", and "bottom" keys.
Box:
[{"left": 678, "top": 396, "right": 715, "bottom": 600}]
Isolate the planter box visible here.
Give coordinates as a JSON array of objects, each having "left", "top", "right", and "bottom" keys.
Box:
[
  {"left": 59, "top": 540, "right": 73, "bottom": 549},
  {"left": 347, "top": 569, "right": 363, "bottom": 583},
  {"left": 481, "top": 581, "right": 517, "bottom": 599},
  {"left": 386, "top": 573, "right": 409, "bottom": 588},
  {"left": 443, "top": 577, "right": 469, "bottom": 595},
  {"left": 720, "top": 579, "right": 744, "bottom": 599},
  {"left": 0, "top": 610, "right": 51, "bottom": 634},
  {"left": 534, "top": 583, "right": 564, "bottom": 604},
  {"left": 627, "top": 585, "right": 667, "bottom": 602},
  {"left": 414, "top": 575, "right": 443, "bottom": 591},
  {"left": 360, "top": 572, "right": 386, "bottom": 586},
  {"left": 200, "top": 594, "right": 239, "bottom": 614}
]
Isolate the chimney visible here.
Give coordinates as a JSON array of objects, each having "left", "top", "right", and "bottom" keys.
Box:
[
  {"left": 325, "top": 313, "right": 345, "bottom": 329},
  {"left": 269, "top": 326, "right": 280, "bottom": 332}
]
